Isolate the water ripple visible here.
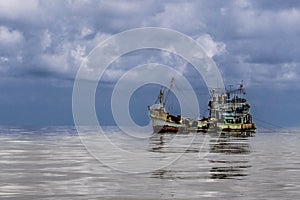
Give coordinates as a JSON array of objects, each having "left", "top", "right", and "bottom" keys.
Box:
[{"left": 0, "top": 127, "right": 299, "bottom": 199}]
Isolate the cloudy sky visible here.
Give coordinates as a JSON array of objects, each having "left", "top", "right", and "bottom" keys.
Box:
[{"left": 0, "top": 0, "right": 300, "bottom": 128}]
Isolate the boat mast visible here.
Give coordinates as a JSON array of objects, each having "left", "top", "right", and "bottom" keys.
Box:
[
  {"left": 163, "top": 77, "right": 175, "bottom": 106},
  {"left": 159, "top": 88, "right": 164, "bottom": 106}
]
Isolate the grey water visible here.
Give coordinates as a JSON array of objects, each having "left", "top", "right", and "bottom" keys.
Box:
[{"left": 0, "top": 127, "right": 299, "bottom": 200}]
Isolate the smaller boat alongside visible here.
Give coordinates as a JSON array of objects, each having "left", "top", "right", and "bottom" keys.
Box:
[{"left": 148, "top": 79, "right": 256, "bottom": 134}]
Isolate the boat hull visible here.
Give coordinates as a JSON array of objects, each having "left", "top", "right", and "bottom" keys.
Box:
[
  {"left": 153, "top": 125, "right": 179, "bottom": 133},
  {"left": 151, "top": 117, "right": 183, "bottom": 133},
  {"left": 217, "top": 123, "right": 256, "bottom": 132},
  {"left": 150, "top": 115, "right": 208, "bottom": 133},
  {"left": 151, "top": 116, "right": 256, "bottom": 134}
]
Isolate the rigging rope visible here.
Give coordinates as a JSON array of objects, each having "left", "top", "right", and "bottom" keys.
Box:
[{"left": 253, "top": 117, "right": 296, "bottom": 133}]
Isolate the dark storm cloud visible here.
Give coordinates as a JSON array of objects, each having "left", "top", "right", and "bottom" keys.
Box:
[
  {"left": 0, "top": 0, "right": 166, "bottom": 80},
  {"left": 0, "top": 0, "right": 299, "bottom": 88},
  {"left": 186, "top": 0, "right": 300, "bottom": 88}
]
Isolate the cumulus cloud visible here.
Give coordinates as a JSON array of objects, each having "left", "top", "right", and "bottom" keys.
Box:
[
  {"left": 0, "top": 26, "right": 24, "bottom": 45},
  {"left": 196, "top": 34, "right": 226, "bottom": 58},
  {"left": 0, "top": 56, "right": 8, "bottom": 63},
  {"left": 41, "top": 30, "right": 52, "bottom": 51},
  {"left": 0, "top": 0, "right": 39, "bottom": 21},
  {"left": 0, "top": 0, "right": 299, "bottom": 88},
  {"left": 147, "top": 1, "right": 206, "bottom": 34}
]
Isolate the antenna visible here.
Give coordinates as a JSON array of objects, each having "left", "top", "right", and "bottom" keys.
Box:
[{"left": 239, "top": 80, "right": 243, "bottom": 96}]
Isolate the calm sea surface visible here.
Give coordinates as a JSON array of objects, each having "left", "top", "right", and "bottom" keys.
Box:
[{"left": 0, "top": 126, "right": 299, "bottom": 200}]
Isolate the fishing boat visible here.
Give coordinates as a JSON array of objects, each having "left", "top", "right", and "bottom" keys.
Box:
[
  {"left": 208, "top": 82, "right": 256, "bottom": 133},
  {"left": 148, "top": 78, "right": 256, "bottom": 133},
  {"left": 148, "top": 78, "right": 209, "bottom": 133}
]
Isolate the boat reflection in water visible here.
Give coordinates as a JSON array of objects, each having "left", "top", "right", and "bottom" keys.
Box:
[
  {"left": 149, "top": 132, "right": 253, "bottom": 180},
  {"left": 208, "top": 132, "right": 253, "bottom": 179}
]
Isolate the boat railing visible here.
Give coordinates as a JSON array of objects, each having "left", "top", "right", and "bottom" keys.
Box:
[{"left": 212, "top": 102, "right": 246, "bottom": 110}]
